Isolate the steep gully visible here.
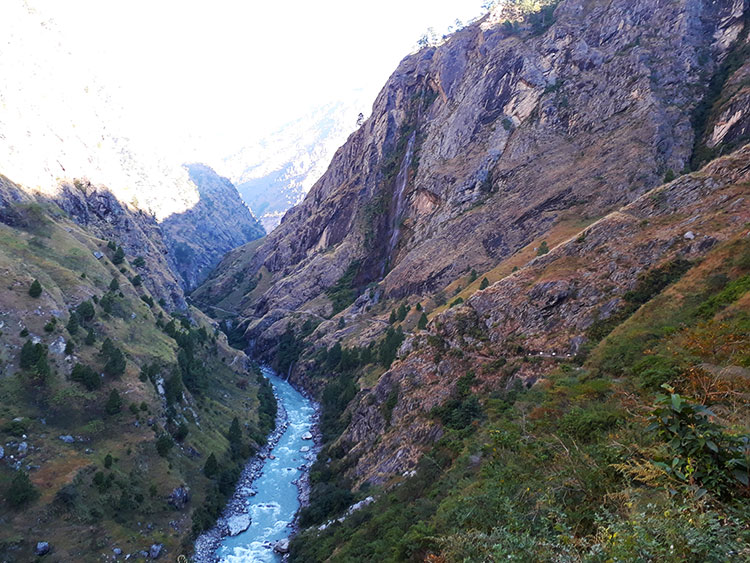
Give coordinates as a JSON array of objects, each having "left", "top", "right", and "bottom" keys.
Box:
[{"left": 195, "top": 369, "right": 319, "bottom": 562}]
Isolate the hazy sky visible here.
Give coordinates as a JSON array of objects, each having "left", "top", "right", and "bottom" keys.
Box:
[{"left": 32, "top": 0, "right": 485, "bottom": 162}]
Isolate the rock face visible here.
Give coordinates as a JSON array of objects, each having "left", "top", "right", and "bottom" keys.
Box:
[
  {"left": 50, "top": 179, "right": 188, "bottom": 310},
  {"left": 340, "top": 144, "right": 750, "bottom": 484},
  {"left": 167, "top": 485, "right": 191, "bottom": 510},
  {"left": 198, "top": 0, "right": 748, "bottom": 358},
  {"left": 161, "top": 164, "right": 265, "bottom": 290}
]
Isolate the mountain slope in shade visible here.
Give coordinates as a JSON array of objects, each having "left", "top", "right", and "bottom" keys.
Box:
[
  {"left": 0, "top": 2, "right": 264, "bottom": 291},
  {"left": 161, "top": 164, "right": 265, "bottom": 291}
]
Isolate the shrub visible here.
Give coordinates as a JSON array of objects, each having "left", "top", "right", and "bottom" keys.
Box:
[
  {"left": 71, "top": 363, "right": 101, "bottom": 390},
  {"left": 647, "top": 387, "right": 749, "bottom": 496},
  {"left": 537, "top": 241, "right": 549, "bottom": 256},
  {"left": 28, "top": 279, "right": 42, "bottom": 298},
  {"left": 479, "top": 277, "right": 490, "bottom": 290},
  {"left": 133, "top": 256, "right": 145, "bottom": 268},
  {"left": 131, "top": 274, "right": 142, "bottom": 287},
  {"left": 76, "top": 300, "right": 95, "bottom": 322},
  {"left": 156, "top": 434, "right": 173, "bottom": 457},
  {"left": 6, "top": 471, "right": 38, "bottom": 508},
  {"left": 104, "top": 454, "right": 113, "bottom": 469},
  {"left": 109, "top": 278, "right": 119, "bottom": 291},
  {"left": 450, "top": 297, "right": 464, "bottom": 308},
  {"left": 418, "top": 312, "right": 428, "bottom": 330},
  {"left": 85, "top": 328, "right": 96, "bottom": 346},
  {"left": 64, "top": 340, "right": 74, "bottom": 355},
  {"left": 112, "top": 246, "right": 125, "bottom": 265}
]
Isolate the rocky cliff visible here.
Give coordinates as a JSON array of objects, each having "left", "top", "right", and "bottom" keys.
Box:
[
  {"left": 340, "top": 144, "right": 750, "bottom": 484},
  {"left": 199, "top": 0, "right": 749, "bottom": 358}
]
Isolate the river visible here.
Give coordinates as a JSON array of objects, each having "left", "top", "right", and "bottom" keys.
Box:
[{"left": 215, "top": 367, "right": 317, "bottom": 562}]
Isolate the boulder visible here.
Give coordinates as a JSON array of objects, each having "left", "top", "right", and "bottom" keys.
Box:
[
  {"left": 59, "top": 435, "right": 74, "bottom": 443},
  {"left": 167, "top": 485, "right": 190, "bottom": 510},
  {"left": 0, "top": 445, "right": 4, "bottom": 459},
  {"left": 273, "top": 538, "right": 290, "bottom": 554},
  {"left": 149, "top": 543, "right": 163, "bottom": 559},
  {"left": 226, "top": 514, "right": 251, "bottom": 536},
  {"left": 35, "top": 542, "right": 50, "bottom": 556},
  {"left": 17, "top": 442, "right": 28, "bottom": 455},
  {"left": 113, "top": 547, "right": 122, "bottom": 556},
  {"left": 301, "top": 431, "right": 313, "bottom": 440}
]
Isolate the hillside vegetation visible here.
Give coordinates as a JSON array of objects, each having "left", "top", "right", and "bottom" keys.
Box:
[{"left": 0, "top": 180, "right": 275, "bottom": 560}]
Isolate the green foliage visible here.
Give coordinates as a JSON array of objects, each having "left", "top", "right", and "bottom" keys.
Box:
[
  {"left": 6, "top": 471, "right": 38, "bottom": 508},
  {"left": 647, "top": 387, "right": 749, "bottom": 496},
  {"left": 100, "top": 338, "right": 126, "bottom": 377},
  {"left": 28, "top": 279, "right": 42, "bottom": 298},
  {"left": 155, "top": 434, "right": 173, "bottom": 457},
  {"left": 389, "top": 309, "right": 397, "bottom": 324},
  {"left": 449, "top": 297, "right": 464, "bottom": 308},
  {"left": 105, "top": 389, "right": 123, "bottom": 415},
  {"left": 697, "top": 274, "right": 750, "bottom": 318},
  {"left": 203, "top": 453, "right": 219, "bottom": 478},
  {"left": 131, "top": 274, "right": 142, "bottom": 287},
  {"left": 320, "top": 372, "right": 358, "bottom": 442},
  {"left": 175, "top": 422, "right": 189, "bottom": 442},
  {"left": 132, "top": 256, "right": 145, "bottom": 268},
  {"left": 84, "top": 327, "right": 96, "bottom": 345},
  {"left": 537, "top": 241, "right": 549, "bottom": 256},
  {"left": 378, "top": 326, "right": 405, "bottom": 368},
  {"left": 664, "top": 169, "right": 676, "bottom": 183},
  {"left": 140, "top": 294, "right": 154, "bottom": 308},
  {"left": 19, "top": 341, "right": 50, "bottom": 385},
  {"left": 71, "top": 363, "right": 101, "bottom": 390},
  {"left": 432, "top": 372, "right": 482, "bottom": 431},
  {"left": 66, "top": 311, "right": 80, "bottom": 335},
  {"left": 104, "top": 454, "right": 113, "bottom": 469},
  {"left": 479, "top": 277, "right": 490, "bottom": 290},
  {"left": 418, "top": 312, "right": 428, "bottom": 330},
  {"left": 112, "top": 246, "right": 125, "bottom": 265},
  {"left": 64, "top": 340, "right": 74, "bottom": 355},
  {"left": 43, "top": 319, "right": 56, "bottom": 332},
  {"left": 326, "top": 260, "right": 361, "bottom": 315},
  {"left": 381, "top": 384, "right": 399, "bottom": 427},
  {"left": 397, "top": 303, "right": 409, "bottom": 321},
  {"left": 76, "top": 300, "right": 95, "bottom": 322},
  {"left": 109, "top": 277, "right": 119, "bottom": 291},
  {"left": 469, "top": 269, "right": 478, "bottom": 283}
]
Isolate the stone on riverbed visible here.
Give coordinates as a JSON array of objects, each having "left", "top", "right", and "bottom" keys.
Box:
[
  {"left": 301, "top": 431, "right": 313, "bottom": 440},
  {"left": 227, "top": 514, "right": 251, "bottom": 536},
  {"left": 300, "top": 446, "right": 310, "bottom": 452},
  {"left": 273, "top": 538, "right": 290, "bottom": 554}
]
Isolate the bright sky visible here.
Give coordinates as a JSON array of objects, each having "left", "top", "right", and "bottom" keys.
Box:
[{"left": 34, "top": 0, "right": 485, "bottom": 162}]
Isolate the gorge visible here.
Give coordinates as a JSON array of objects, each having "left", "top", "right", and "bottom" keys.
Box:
[{"left": 2, "top": 0, "right": 750, "bottom": 561}]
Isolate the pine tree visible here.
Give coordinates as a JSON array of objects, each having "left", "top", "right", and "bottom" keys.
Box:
[
  {"left": 66, "top": 311, "right": 80, "bottom": 335},
  {"left": 112, "top": 246, "right": 125, "bottom": 265},
  {"left": 203, "top": 453, "right": 218, "bottom": 478},
  {"left": 109, "top": 278, "right": 119, "bottom": 291},
  {"left": 479, "top": 277, "right": 490, "bottom": 290},
  {"left": 20, "top": 340, "right": 39, "bottom": 369},
  {"left": 28, "top": 279, "right": 42, "bottom": 298},
  {"left": 389, "top": 310, "right": 397, "bottom": 324},
  {"left": 105, "top": 389, "right": 122, "bottom": 415},
  {"left": 76, "top": 300, "right": 95, "bottom": 322},
  {"left": 228, "top": 417, "right": 242, "bottom": 445},
  {"left": 85, "top": 328, "right": 96, "bottom": 345},
  {"left": 418, "top": 313, "right": 428, "bottom": 330}
]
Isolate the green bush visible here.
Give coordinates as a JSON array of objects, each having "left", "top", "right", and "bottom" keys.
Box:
[
  {"left": 66, "top": 311, "right": 80, "bottom": 335},
  {"left": 112, "top": 246, "right": 125, "bottom": 265},
  {"left": 6, "top": 471, "right": 38, "bottom": 508},
  {"left": 76, "top": 300, "right": 95, "bottom": 322},
  {"left": 71, "top": 363, "right": 101, "bottom": 390},
  {"left": 204, "top": 453, "right": 218, "bottom": 478},
  {"left": 156, "top": 434, "right": 173, "bottom": 457},
  {"left": 28, "top": 279, "right": 42, "bottom": 298},
  {"left": 537, "top": 241, "right": 549, "bottom": 256}
]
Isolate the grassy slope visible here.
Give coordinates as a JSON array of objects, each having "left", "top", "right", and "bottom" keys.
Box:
[{"left": 0, "top": 201, "right": 270, "bottom": 560}]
